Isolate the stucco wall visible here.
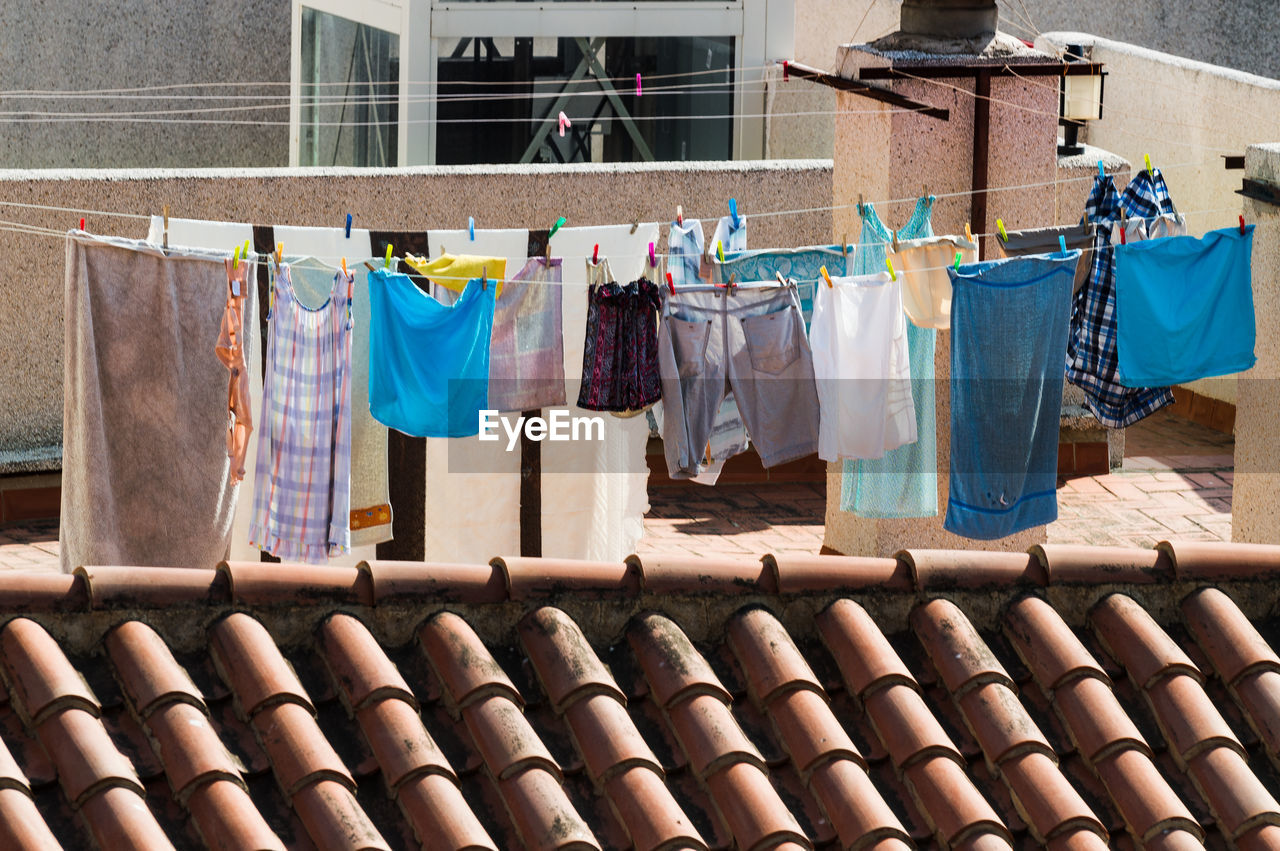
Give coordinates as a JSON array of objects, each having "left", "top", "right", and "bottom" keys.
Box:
[{"left": 0, "top": 160, "right": 833, "bottom": 469}]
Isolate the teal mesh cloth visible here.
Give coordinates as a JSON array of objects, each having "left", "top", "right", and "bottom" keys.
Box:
[{"left": 840, "top": 197, "right": 939, "bottom": 518}]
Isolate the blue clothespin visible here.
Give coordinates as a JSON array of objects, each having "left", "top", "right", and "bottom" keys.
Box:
[
  {"left": 1097, "top": 160, "right": 1105, "bottom": 180},
  {"left": 468, "top": 216, "right": 475, "bottom": 241},
  {"left": 728, "top": 198, "right": 739, "bottom": 228},
  {"left": 1059, "top": 235, "right": 1068, "bottom": 256},
  {"left": 344, "top": 213, "right": 352, "bottom": 239}
]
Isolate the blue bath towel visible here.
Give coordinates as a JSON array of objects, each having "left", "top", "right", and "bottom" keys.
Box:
[
  {"left": 944, "top": 252, "right": 1077, "bottom": 540},
  {"left": 1114, "top": 225, "right": 1256, "bottom": 387}
]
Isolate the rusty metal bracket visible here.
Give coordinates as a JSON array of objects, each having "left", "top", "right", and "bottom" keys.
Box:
[{"left": 780, "top": 60, "right": 949, "bottom": 121}]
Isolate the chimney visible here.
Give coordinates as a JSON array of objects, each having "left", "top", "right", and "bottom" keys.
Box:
[{"left": 898, "top": 0, "right": 999, "bottom": 41}]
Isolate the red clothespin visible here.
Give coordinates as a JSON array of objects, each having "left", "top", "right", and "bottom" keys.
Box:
[
  {"left": 783, "top": 61, "right": 791, "bottom": 81},
  {"left": 648, "top": 242, "right": 656, "bottom": 268},
  {"left": 592, "top": 243, "right": 599, "bottom": 264},
  {"left": 676, "top": 205, "right": 683, "bottom": 227},
  {"left": 1240, "top": 215, "right": 1247, "bottom": 235},
  {"left": 666, "top": 271, "right": 675, "bottom": 296},
  {"left": 78, "top": 218, "right": 85, "bottom": 231},
  {"left": 1119, "top": 223, "right": 1126, "bottom": 245}
]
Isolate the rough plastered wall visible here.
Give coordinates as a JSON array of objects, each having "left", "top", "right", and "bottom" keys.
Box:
[
  {"left": 1233, "top": 143, "right": 1280, "bottom": 545},
  {"left": 0, "top": 160, "right": 832, "bottom": 470},
  {"left": 823, "top": 43, "right": 1060, "bottom": 557}
]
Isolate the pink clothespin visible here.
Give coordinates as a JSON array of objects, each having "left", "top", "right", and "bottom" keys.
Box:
[
  {"left": 635, "top": 73, "right": 642, "bottom": 96},
  {"left": 648, "top": 242, "right": 657, "bottom": 268},
  {"left": 558, "top": 111, "right": 571, "bottom": 137}
]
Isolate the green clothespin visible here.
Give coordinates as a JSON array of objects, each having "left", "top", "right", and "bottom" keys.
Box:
[
  {"left": 885, "top": 256, "right": 896, "bottom": 281},
  {"left": 385, "top": 243, "right": 394, "bottom": 269},
  {"left": 549, "top": 216, "right": 566, "bottom": 239},
  {"left": 954, "top": 251, "right": 962, "bottom": 271},
  {"left": 996, "top": 218, "right": 1008, "bottom": 242}
]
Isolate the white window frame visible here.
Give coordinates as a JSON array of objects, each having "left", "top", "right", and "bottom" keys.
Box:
[{"left": 290, "top": 0, "right": 793, "bottom": 165}]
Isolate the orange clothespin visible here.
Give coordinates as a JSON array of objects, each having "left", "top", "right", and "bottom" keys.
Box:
[
  {"left": 964, "top": 222, "right": 973, "bottom": 243},
  {"left": 820, "top": 265, "right": 832, "bottom": 288},
  {"left": 275, "top": 242, "right": 283, "bottom": 264}
]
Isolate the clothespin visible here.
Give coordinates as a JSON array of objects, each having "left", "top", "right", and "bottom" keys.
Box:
[
  {"left": 546, "top": 215, "right": 565, "bottom": 261},
  {"left": 716, "top": 240, "right": 725, "bottom": 264},
  {"left": 782, "top": 60, "right": 790, "bottom": 82},
  {"left": 1144, "top": 153, "right": 1153, "bottom": 175},
  {"left": 241, "top": 240, "right": 251, "bottom": 267},
  {"left": 1119, "top": 214, "right": 1127, "bottom": 245},
  {"left": 592, "top": 244, "right": 599, "bottom": 264},
  {"left": 344, "top": 213, "right": 352, "bottom": 239},
  {"left": 648, "top": 242, "right": 656, "bottom": 268},
  {"left": 996, "top": 218, "right": 1008, "bottom": 243},
  {"left": 1240, "top": 215, "right": 1247, "bottom": 235},
  {"left": 954, "top": 251, "right": 962, "bottom": 271},
  {"left": 1058, "top": 235, "right": 1068, "bottom": 256},
  {"left": 666, "top": 271, "right": 675, "bottom": 296},
  {"left": 468, "top": 216, "right": 475, "bottom": 241},
  {"left": 728, "top": 198, "right": 739, "bottom": 228},
  {"left": 79, "top": 218, "right": 84, "bottom": 231},
  {"left": 275, "top": 242, "right": 283, "bottom": 264},
  {"left": 676, "top": 205, "right": 683, "bottom": 227},
  {"left": 775, "top": 272, "right": 788, "bottom": 287},
  {"left": 857, "top": 193, "right": 864, "bottom": 215},
  {"left": 964, "top": 222, "right": 973, "bottom": 243},
  {"left": 1097, "top": 160, "right": 1105, "bottom": 180},
  {"left": 840, "top": 235, "right": 848, "bottom": 257},
  {"left": 480, "top": 266, "right": 487, "bottom": 291},
  {"left": 820, "top": 265, "right": 832, "bottom": 289},
  {"left": 558, "top": 111, "right": 571, "bottom": 137},
  {"left": 385, "top": 243, "right": 394, "bottom": 269},
  {"left": 341, "top": 257, "right": 348, "bottom": 278},
  {"left": 885, "top": 257, "right": 896, "bottom": 281},
  {"left": 635, "top": 73, "right": 642, "bottom": 96},
  {"left": 232, "top": 244, "right": 241, "bottom": 270},
  {"left": 162, "top": 205, "right": 169, "bottom": 250},
  {"left": 891, "top": 230, "right": 899, "bottom": 252}
]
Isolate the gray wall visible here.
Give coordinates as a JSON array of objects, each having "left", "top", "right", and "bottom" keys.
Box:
[{"left": 0, "top": 159, "right": 833, "bottom": 469}]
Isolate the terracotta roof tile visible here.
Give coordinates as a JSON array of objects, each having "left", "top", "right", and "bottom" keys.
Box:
[
  {"left": 251, "top": 701, "right": 354, "bottom": 796},
  {"left": 1053, "top": 675, "right": 1150, "bottom": 762},
  {"left": 1029, "top": 545, "right": 1170, "bottom": 585},
  {"left": 766, "top": 687, "right": 863, "bottom": 775},
  {"left": 601, "top": 765, "right": 707, "bottom": 851},
  {"left": 78, "top": 783, "right": 176, "bottom": 850},
  {"left": 901, "top": 754, "right": 1011, "bottom": 845},
  {"left": 219, "top": 561, "right": 373, "bottom": 607},
  {"left": 1237, "top": 823, "right": 1280, "bottom": 851},
  {"left": 563, "top": 693, "right": 662, "bottom": 782},
  {"left": 0, "top": 572, "right": 87, "bottom": 613},
  {"left": 1144, "top": 673, "right": 1243, "bottom": 765},
  {"left": 1004, "top": 595, "right": 1110, "bottom": 691},
  {"left": 185, "top": 777, "right": 286, "bottom": 850},
  {"left": 395, "top": 770, "right": 497, "bottom": 850},
  {"left": 628, "top": 554, "right": 775, "bottom": 595},
  {"left": 461, "top": 694, "right": 560, "bottom": 781},
  {"left": 1140, "top": 829, "right": 1210, "bottom": 850},
  {"left": 104, "top": 620, "right": 204, "bottom": 719},
  {"left": 1187, "top": 745, "right": 1280, "bottom": 840},
  {"left": 1158, "top": 540, "right": 1280, "bottom": 581},
  {"left": 726, "top": 607, "right": 824, "bottom": 706},
  {"left": 145, "top": 700, "right": 242, "bottom": 800},
  {"left": 0, "top": 734, "right": 27, "bottom": 791},
  {"left": 912, "top": 598, "right": 1014, "bottom": 697},
  {"left": 0, "top": 617, "right": 99, "bottom": 723},
  {"left": 209, "top": 613, "right": 312, "bottom": 717},
  {"left": 628, "top": 612, "right": 732, "bottom": 708},
  {"left": 418, "top": 611, "right": 522, "bottom": 711},
  {"left": 817, "top": 598, "right": 918, "bottom": 697},
  {"left": 317, "top": 614, "right": 415, "bottom": 712},
  {"left": 1181, "top": 586, "right": 1280, "bottom": 685},
  {"left": 353, "top": 697, "right": 453, "bottom": 791},
  {"left": 1092, "top": 747, "right": 1202, "bottom": 843},
  {"left": 1090, "top": 594, "right": 1202, "bottom": 689},
  {"left": 75, "top": 566, "right": 227, "bottom": 608},
  {"left": 37, "top": 704, "right": 143, "bottom": 804},
  {"left": 290, "top": 777, "right": 390, "bottom": 850},
  {"left": 0, "top": 786, "right": 60, "bottom": 849},
  {"left": 1235, "top": 669, "right": 1280, "bottom": 766},
  {"left": 519, "top": 607, "right": 627, "bottom": 712},
  {"left": 496, "top": 765, "right": 601, "bottom": 850},
  {"left": 1045, "top": 830, "right": 1111, "bottom": 851},
  {"left": 497, "top": 557, "right": 640, "bottom": 600},
  {"left": 999, "top": 749, "right": 1107, "bottom": 843},
  {"left": 762, "top": 553, "right": 910, "bottom": 593},
  {"left": 899, "top": 550, "right": 1045, "bottom": 590},
  {"left": 862, "top": 683, "right": 962, "bottom": 768},
  {"left": 361, "top": 560, "right": 507, "bottom": 603},
  {"left": 955, "top": 681, "right": 1054, "bottom": 765},
  {"left": 665, "top": 692, "right": 766, "bottom": 778},
  {"left": 703, "top": 760, "right": 808, "bottom": 850},
  {"left": 806, "top": 756, "right": 910, "bottom": 847}
]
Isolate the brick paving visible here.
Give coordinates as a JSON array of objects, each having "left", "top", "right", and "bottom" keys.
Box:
[{"left": 0, "top": 410, "right": 1238, "bottom": 568}]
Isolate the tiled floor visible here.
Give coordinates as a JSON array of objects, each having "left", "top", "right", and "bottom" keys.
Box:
[{"left": 0, "top": 410, "right": 1237, "bottom": 569}]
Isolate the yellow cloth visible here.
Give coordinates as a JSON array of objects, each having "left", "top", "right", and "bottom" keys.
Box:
[{"left": 405, "top": 253, "right": 506, "bottom": 297}]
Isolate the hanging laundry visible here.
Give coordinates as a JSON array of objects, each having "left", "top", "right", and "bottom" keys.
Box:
[
  {"left": 1114, "top": 225, "right": 1256, "bottom": 387},
  {"left": 368, "top": 269, "right": 496, "bottom": 437},
  {"left": 405, "top": 252, "right": 508, "bottom": 296},
  {"left": 811, "top": 269, "right": 915, "bottom": 461},
  {"left": 249, "top": 262, "right": 354, "bottom": 562},
  {"left": 710, "top": 210, "right": 747, "bottom": 256},
  {"left": 577, "top": 258, "right": 663, "bottom": 416},
  {"left": 997, "top": 223, "right": 1095, "bottom": 296},
  {"left": 668, "top": 218, "right": 707, "bottom": 288},
  {"left": 841, "top": 196, "right": 938, "bottom": 518},
  {"left": 1067, "top": 169, "right": 1178, "bottom": 428},
  {"left": 216, "top": 258, "right": 253, "bottom": 483},
  {"left": 717, "top": 244, "right": 850, "bottom": 326},
  {"left": 944, "top": 252, "right": 1078, "bottom": 540},
  {"left": 889, "top": 234, "right": 979, "bottom": 329},
  {"left": 658, "top": 283, "right": 819, "bottom": 477},
  {"left": 62, "top": 233, "right": 245, "bottom": 572},
  {"left": 490, "top": 257, "right": 567, "bottom": 411}
]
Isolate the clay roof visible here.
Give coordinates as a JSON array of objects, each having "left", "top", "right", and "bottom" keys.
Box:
[{"left": 1, "top": 542, "right": 1280, "bottom": 849}]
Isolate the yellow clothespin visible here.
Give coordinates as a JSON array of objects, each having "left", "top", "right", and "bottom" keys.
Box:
[
  {"left": 1144, "top": 153, "right": 1153, "bottom": 175},
  {"left": 996, "top": 219, "right": 1008, "bottom": 242},
  {"left": 341, "top": 257, "right": 348, "bottom": 278},
  {"left": 820, "top": 265, "right": 832, "bottom": 288},
  {"left": 885, "top": 257, "right": 896, "bottom": 281},
  {"left": 716, "top": 240, "right": 725, "bottom": 264},
  {"left": 275, "top": 242, "right": 283, "bottom": 264},
  {"left": 231, "top": 244, "right": 241, "bottom": 270},
  {"left": 385, "top": 243, "right": 394, "bottom": 269}
]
